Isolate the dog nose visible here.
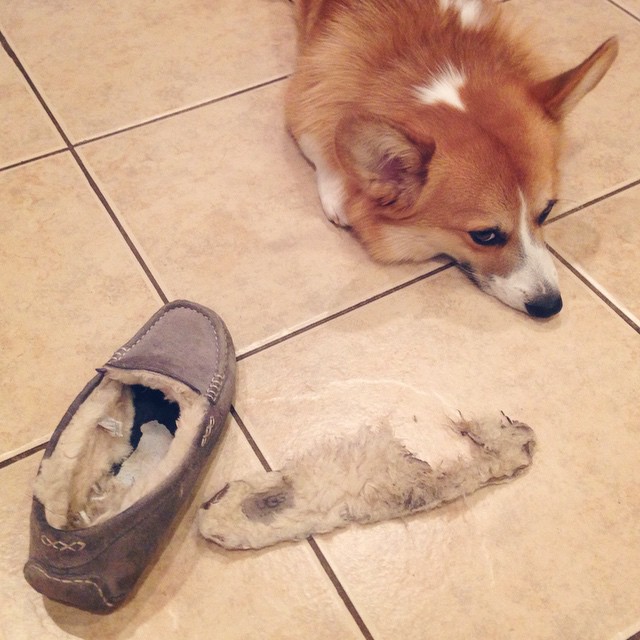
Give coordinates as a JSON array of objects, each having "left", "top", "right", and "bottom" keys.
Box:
[{"left": 525, "top": 294, "right": 563, "bottom": 318}]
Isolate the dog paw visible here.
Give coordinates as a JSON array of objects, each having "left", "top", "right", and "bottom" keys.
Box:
[
  {"left": 298, "top": 133, "right": 351, "bottom": 227},
  {"left": 317, "top": 171, "right": 350, "bottom": 227}
]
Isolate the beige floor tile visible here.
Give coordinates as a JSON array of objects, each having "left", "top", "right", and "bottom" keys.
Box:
[
  {"left": 0, "top": 154, "right": 161, "bottom": 457},
  {"left": 1, "top": 420, "right": 364, "bottom": 639},
  {"left": 235, "top": 265, "right": 640, "bottom": 640},
  {"left": 504, "top": 0, "right": 640, "bottom": 211},
  {"left": 0, "top": 0, "right": 294, "bottom": 142},
  {"left": 615, "top": 0, "right": 640, "bottom": 18},
  {"left": 546, "top": 184, "right": 640, "bottom": 322},
  {"left": 0, "top": 49, "right": 63, "bottom": 168},
  {"left": 79, "top": 81, "right": 435, "bottom": 354}
]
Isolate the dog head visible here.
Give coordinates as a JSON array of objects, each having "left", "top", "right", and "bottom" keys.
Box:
[{"left": 335, "top": 38, "right": 618, "bottom": 318}]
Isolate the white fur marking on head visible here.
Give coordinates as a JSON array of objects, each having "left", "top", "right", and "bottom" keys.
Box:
[
  {"left": 482, "top": 192, "right": 560, "bottom": 311},
  {"left": 458, "top": 1, "right": 483, "bottom": 28},
  {"left": 415, "top": 64, "right": 466, "bottom": 111},
  {"left": 298, "top": 133, "right": 349, "bottom": 227},
  {"left": 438, "top": 0, "right": 486, "bottom": 29}
]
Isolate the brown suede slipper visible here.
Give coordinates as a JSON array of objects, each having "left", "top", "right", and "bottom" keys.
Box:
[{"left": 23, "top": 300, "right": 235, "bottom": 613}]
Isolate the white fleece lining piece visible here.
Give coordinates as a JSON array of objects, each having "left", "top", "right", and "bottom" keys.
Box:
[
  {"left": 34, "top": 367, "right": 208, "bottom": 530},
  {"left": 199, "top": 414, "right": 535, "bottom": 550}
]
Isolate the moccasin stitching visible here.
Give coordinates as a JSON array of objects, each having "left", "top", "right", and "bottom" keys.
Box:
[
  {"left": 40, "top": 534, "right": 86, "bottom": 552},
  {"left": 109, "top": 306, "right": 222, "bottom": 382},
  {"left": 28, "top": 564, "right": 116, "bottom": 608},
  {"left": 108, "top": 303, "right": 226, "bottom": 405}
]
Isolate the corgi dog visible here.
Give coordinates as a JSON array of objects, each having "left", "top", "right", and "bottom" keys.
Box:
[{"left": 285, "top": 0, "right": 618, "bottom": 317}]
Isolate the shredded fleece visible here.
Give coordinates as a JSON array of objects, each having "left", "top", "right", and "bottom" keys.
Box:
[
  {"left": 34, "top": 367, "right": 208, "bottom": 529},
  {"left": 198, "top": 413, "right": 535, "bottom": 549}
]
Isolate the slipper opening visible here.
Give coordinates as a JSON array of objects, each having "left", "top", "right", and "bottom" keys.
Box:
[{"left": 34, "top": 367, "right": 209, "bottom": 530}]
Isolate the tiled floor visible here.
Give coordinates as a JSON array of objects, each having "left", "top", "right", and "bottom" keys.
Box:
[{"left": 1, "top": 1, "right": 638, "bottom": 638}]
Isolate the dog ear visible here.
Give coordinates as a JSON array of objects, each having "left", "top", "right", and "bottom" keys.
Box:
[
  {"left": 532, "top": 37, "right": 618, "bottom": 120},
  {"left": 335, "top": 114, "right": 435, "bottom": 217}
]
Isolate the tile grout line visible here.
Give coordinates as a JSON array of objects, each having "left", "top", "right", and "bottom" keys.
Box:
[
  {"left": 231, "top": 405, "right": 375, "bottom": 640},
  {"left": 549, "top": 246, "right": 640, "bottom": 333},
  {"left": 0, "top": 29, "right": 168, "bottom": 304},
  {"left": 237, "top": 262, "right": 456, "bottom": 361},
  {"left": 68, "top": 149, "right": 169, "bottom": 304},
  {"left": 230, "top": 406, "right": 273, "bottom": 473},
  {"left": 548, "top": 177, "right": 640, "bottom": 225},
  {"left": 0, "top": 30, "right": 72, "bottom": 147},
  {"left": 75, "top": 74, "right": 290, "bottom": 148},
  {"left": 605, "top": 0, "right": 640, "bottom": 22},
  {"left": 0, "top": 73, "right": 290, "bottom": 174},
  {"left": 0, "top": 440, "right": 48, "bottom": 470},
  {"left": 0, "top": 148, "right": 68, "bottom": 174},
  {"left": 307, "top": 537, "right": 376, "bottom": 640}
]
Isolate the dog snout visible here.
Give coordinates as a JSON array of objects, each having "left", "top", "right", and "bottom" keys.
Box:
[{"left": 525, "top": 293, "right": 563, "bottom": 318}]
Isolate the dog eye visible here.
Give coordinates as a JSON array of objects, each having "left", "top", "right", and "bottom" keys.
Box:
[
  {"left": 469, "top": 228, "right": 506, "bottom": 247},
  {"left": 537, "top": 199, "right": 557, "bottom": 225}
]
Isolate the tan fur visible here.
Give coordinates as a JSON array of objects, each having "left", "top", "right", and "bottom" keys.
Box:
[
  {"left": 286, "top": 0, "right": 618, "bottom": 314},
  {"left": 34, "top": 368, "right": 208, "bottom": 529}
]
